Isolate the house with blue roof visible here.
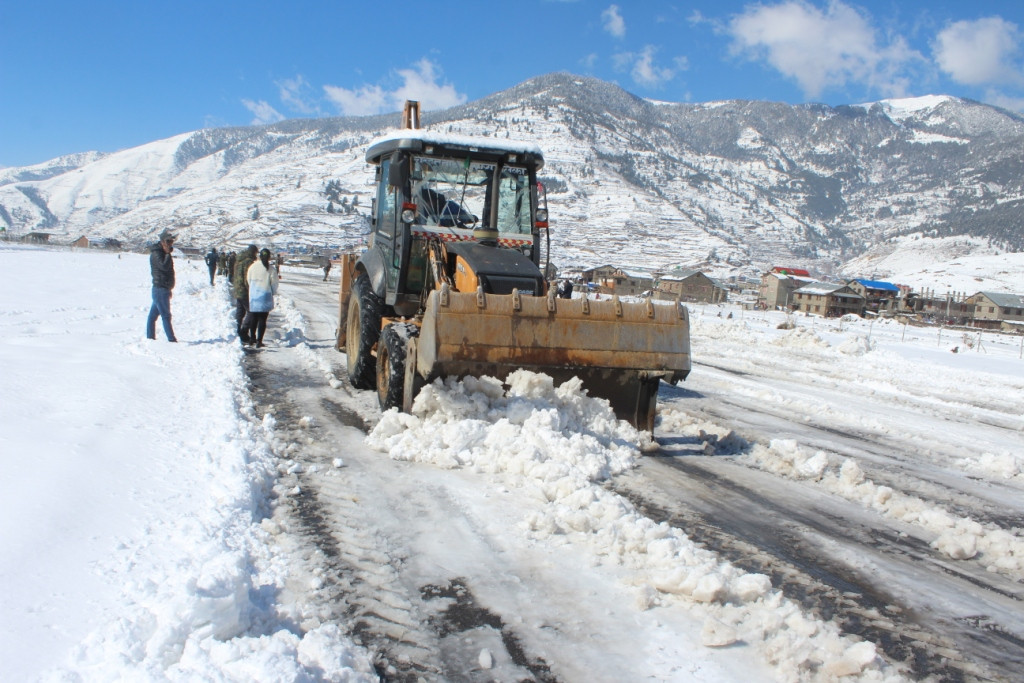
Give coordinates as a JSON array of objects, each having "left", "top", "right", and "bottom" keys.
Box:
[{"left": 847, "top": 279, "right": 902, "bottom": 314}]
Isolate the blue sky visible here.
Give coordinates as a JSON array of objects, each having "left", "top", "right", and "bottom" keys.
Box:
[{"left": 2, "top": 0, "right": 1023, "bottom": 167}]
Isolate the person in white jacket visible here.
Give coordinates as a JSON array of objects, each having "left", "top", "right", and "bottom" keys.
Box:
[{"left": 244, "top": 248, "right": 280, "bottom": 347}]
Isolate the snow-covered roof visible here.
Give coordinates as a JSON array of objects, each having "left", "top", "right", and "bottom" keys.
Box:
[
  {"left": 770, "top": 272, "right": 815, "bottom": 284},
  {"left": 659, "top": 270, "right": 699, "bottom": 281},
  {"left": 798, "top": 282, "right": 863, "bottom": 297},
  {"left": 618, "top": 269, "right": 655, "bottom": 279}
]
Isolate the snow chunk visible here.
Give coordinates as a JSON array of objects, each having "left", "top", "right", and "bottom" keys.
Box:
[
  {"left": 772, "top": 326, "right": 829, "bottom": 349},
  {"left": 701, "top": 617, "right": 739, "bottom": 648},
  {"left": 837, "top": 335, "right": 874, "bottom": 356},
  {"left": 367, "top": 370, "right": 643, "bottom": 482}
]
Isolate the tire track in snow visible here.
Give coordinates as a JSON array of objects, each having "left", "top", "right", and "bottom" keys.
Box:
[
  {"left": 244, "top": 354, "right": 445, "bottom": 680},
  {"left": 242, "top": 297, "right": 560, "bottom": 682},
  {"left": 622, "top": 412, "right": 1024, "bottom": 681}
]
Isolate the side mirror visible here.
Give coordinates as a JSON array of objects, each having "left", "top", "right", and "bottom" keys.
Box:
[{"left": 388, "top": 153, "right": 409, "bottom": 189}]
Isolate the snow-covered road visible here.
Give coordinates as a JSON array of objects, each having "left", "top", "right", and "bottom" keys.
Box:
[
  {"left": 274, "top": 269, "right": 1023, "bottom": 681},
  {"left": 4, "top": 247, "right": 1021, "bottom": 681}
]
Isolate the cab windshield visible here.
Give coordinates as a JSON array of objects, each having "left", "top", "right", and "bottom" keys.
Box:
[{"left": 411, "top": 156, "right": 532, "bottom": 234}]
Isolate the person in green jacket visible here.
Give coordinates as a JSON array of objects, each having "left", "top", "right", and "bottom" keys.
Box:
[{"left": 233, "top": 245, "right": 258, "bottom": 343}]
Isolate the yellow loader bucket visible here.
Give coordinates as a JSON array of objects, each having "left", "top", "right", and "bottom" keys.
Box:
[{"left": 408, "top": 284, "right": 691, "bottom": 431}]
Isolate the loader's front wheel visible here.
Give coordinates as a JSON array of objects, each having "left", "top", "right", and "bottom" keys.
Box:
[
  {"left": 346, "top": 273, "right": 382, "bottom": 390},
  {"left": 377, "top": 323, "right": 417, "bottom": 411}
]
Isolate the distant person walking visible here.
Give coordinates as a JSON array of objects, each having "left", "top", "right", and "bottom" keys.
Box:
[
  {"left": 244, "top": 248, "right": 280, "bottom": 348},
  {"left": 322, "top": 257, "right": 332, "bottom": 281},
  {"left": 233, "top": 245, "right": 258, "bottom": 343},
  {"left": 204, "top": 247, "right": 218, "bottom": 286},
  {"left": 227, "top": 251, "right": 237, "bottom": 284},
  {"left": 146, "top": 229, "right": 177, "bottom": 342}
]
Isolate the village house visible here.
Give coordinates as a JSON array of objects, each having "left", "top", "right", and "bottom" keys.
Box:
[
  {"left": 967, "top": 292, "right": 1024, "bottom": 331},
  {"left": 791, "top": 282, "right": 865, "bottom": 317},
  {"left": 847, "top": 279, "right": 901, "bottom": 315},
  {"left": 903, "top": 290, "right": 974, "bottom": 325},
  {"left": 23, "top": 232, "right": 52, "bottom": 244},
  {"left": 72, "top": 235, "right": 123, "bottom": 250},
  {"left": 758, "top": 267, "right": 815, "bottom": 310},
  {"left": 580, "top": 265, "right": 656, "bottom": 296},
  {"left": 655, "top": 270, "right": 728, "bottom": 303}
]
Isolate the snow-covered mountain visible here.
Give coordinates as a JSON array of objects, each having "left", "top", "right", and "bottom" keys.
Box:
[{"left": 3, "top": 73, "right": 1022, "bottom": 283}]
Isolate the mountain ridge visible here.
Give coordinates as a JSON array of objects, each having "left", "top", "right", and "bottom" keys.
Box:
[{"left": 2, "top": 73, "right": 1021, "bottom": 283}]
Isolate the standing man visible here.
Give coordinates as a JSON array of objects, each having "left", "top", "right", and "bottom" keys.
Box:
[
  {"left": 233, "top": 244, "right": 258, "bottom": 344},
  {"left": 204, "top": 246, "right": 218, "bottom": 286},
  {"left": 146, "top": 229, "right": 177, "bottom": 342}
]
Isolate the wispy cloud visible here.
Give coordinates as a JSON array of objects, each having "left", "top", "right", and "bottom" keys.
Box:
[
  {"left": 933, "top": 17, "right": 1023, "bottom": 87},
  {"left": 242, "top": 99, "right": 284, "bottom": 125},
  {"left": 602, "top": 5, "right": 626, "bottom": 38},
  {"left": 323, "top": 59, "right": 466, "bottom": 117},
  {"left": 276, "top": 75, "right": 319, "bottom": 115},
  {"left": 985, "top": 90, "right": 1024, "bottom": 113},
  {"left": 613, "top": 45, "right": 680, "bottom": 88},
  {"left": 726, "top": 0, "right": 922, "bottom": 99}
]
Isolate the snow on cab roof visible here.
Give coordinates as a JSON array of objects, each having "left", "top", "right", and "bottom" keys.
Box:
[{"left": 365, "top": 129, "right": 544, "bottom": 168}]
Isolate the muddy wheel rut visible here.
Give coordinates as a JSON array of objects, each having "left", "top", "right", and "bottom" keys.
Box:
[
  {"left": 243, "top": 342, "right": 561, "bottom": 682},
  {"left": 614, "top": 451, "right": 1022, "bottom": 682}
]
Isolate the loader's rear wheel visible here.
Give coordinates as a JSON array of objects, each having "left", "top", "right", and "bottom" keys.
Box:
[
  {"left": 346, "top": 273, "right": 382, "bottom": 390},
  {"left": 377, "top": 323, "right": 417, "bottom": 411}
]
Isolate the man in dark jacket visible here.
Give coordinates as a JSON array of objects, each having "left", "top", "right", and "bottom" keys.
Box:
[
  {"left": 204, "top": 247, "right": 218, "bottom": 286},
  {"left": 233, "top": 245, "right": 258, "bottom": 343},
  {"left": 146, "top": 229, "right": 177, "bottom": 342}
]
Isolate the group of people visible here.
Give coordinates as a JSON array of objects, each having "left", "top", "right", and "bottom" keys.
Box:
[
  {"left": 231, "top": 244, "right": 279, "bottom": 347},
  {"left": 146, "top": 232, "right": 279, "bottom": 348}
]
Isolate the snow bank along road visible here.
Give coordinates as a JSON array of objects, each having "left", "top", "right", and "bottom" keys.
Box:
[{"left": 260, "top": 268, "right": 1023, "bottom": 681}]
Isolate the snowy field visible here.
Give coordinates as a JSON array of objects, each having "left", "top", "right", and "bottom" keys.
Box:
[
  {"left": 2, "top": 245, "right": 1023, "bottom": 681},
  {"left": 0, "top": 246, "right": 377, "bottom": 681}
]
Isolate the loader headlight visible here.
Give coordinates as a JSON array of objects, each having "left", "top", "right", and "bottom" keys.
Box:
[
  {"left": 535, "top": 208, "right": 548, "bottom": 223},
  {"left": 401, "top": 208, "right": 416, "bottom": 224}
]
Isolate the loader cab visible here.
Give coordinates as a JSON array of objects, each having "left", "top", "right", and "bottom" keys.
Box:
[{"left": 365, "top": 133, "right": 545, "bottom": 316}]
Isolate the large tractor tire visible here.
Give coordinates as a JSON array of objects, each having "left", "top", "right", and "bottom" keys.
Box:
[
  {"left": 377, "top": 323, "right": 419, "bottom": 411},
  {"left": 346, "top": 273, "right": 383, "bottom": 390}
]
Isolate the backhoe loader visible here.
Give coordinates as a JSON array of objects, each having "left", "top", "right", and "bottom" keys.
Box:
[{"left": 335, "top": 102, "right": 690, "bottom": 432}]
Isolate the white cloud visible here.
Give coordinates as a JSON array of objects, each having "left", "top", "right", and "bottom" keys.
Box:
[
  {"left": 933, "top": 17, "right": 1023, "bottom": 87},
  {"left": 323, "top": 59, "right": 466, "bottom": 117},
  {"left": 613, "top": 46, "right": 679, "bottom": 88},
  {"left": 241, "top": 99, "right": 284, "bottom": 125},
  {"left": 727, "top": 0, "right": 922, "bottom": 98},
  {"left": 984, "top": 89, "right": 1024, "bottom": 114},
  {"left": 602, "top": 5, "right": 626, "bottom": 38},
  {"left": 276, "top": 75, "right": 318, "bottom": 115}
]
